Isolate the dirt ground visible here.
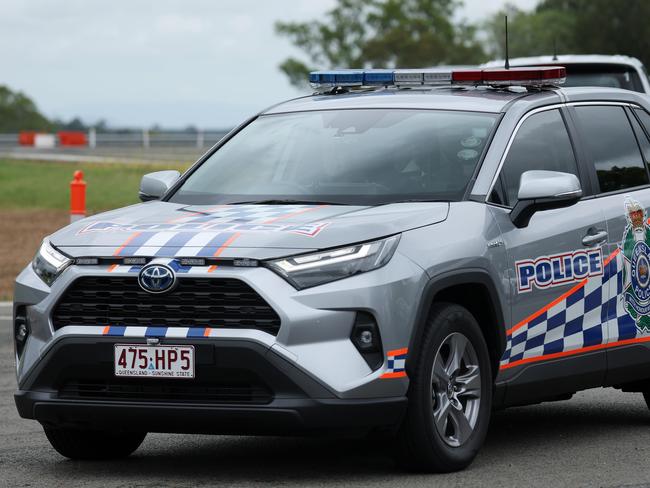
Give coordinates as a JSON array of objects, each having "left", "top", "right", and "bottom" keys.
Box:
[{"left": 0, "top": 209, "right": 69, "bottom": 299}]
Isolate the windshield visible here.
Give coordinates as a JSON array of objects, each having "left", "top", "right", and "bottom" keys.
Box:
[
  {"left": 560, "top": 63, "right": 643, "bottom": 92},
  {"left": 169, "top": 109, "right": 498, "bottom": 206}
]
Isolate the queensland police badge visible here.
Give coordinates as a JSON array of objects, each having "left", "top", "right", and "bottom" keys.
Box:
[{"left": 622, "top": 197, "right": 650, "bottom": 331}]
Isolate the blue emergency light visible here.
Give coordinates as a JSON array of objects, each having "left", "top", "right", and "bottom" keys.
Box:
[{"left": 309, "top": 70, "right": 364, "bottom": 86}]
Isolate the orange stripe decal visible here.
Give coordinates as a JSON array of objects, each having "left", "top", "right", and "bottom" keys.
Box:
[
  {"left": 604, "top": 247, "right": 620, "bottom": 266},
  {"left": 102, "top": 325, "right": 110, "bottom": 335},
  {"left": 113, "top": 232, "right": 142, "bottom": 256},
  {"left": 207, "top": 232, "right": 240, "bottom": 273},
  {"left": 203, "top": 327, "right": 212, "bottom": 337},
  {"left": 263, "top": 205, "right": 328, "bottom": 224},
  {"left": 387, "top": 347, "right": 408, "bottom": 356},
  {"left": 107, "top": 264, "right": 119, "bottom": 272},
  {"left": 212, "top": 232, "right": 240, "bottom": 257},
  {"left": 506, "top": 279, "right": 587, "bottom": 336},
  {"left": 380, "top": 371, "right": 408, "bottom": 379},
  {"left": 501, "top": 335, "right": 650, "bottom": 371}
]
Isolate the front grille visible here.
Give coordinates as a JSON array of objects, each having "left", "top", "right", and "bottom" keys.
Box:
[
  {"left": 52, "top": 276, "right": 281, "bottom": 335},
  {"left": 59, "top": 378, "right": 273, "bottom": 404}
]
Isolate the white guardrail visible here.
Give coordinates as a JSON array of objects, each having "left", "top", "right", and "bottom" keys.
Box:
[{"left": 0, "top": 129, "right": 232, "bottom": 149}]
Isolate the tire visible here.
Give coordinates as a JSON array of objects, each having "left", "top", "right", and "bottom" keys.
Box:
[
  {"left": 396, "top": 302, "right": 493, "bottom": 472},
  {"left": 43, "top": 427, "right": 146, "bottom": 460}
]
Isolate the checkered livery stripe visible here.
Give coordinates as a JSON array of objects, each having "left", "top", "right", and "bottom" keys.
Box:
[
  {"left": 500, "top": 247, "right": 650, "bottom": 370},
  {"left": 103, "top": 205, "right": 329, "bottom": 258},
  {"left": 102, "top": 325, "right": 217, "bottom": 338},
  {"left": 107, "top": 258, "right": 225, "bottom": 275},
  {"left": 381, "top": 348, "right": 408, "bottom": 379}
]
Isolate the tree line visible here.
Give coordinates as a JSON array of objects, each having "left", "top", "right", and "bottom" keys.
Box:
[
  {"left": 0, "top": 84, "right": 110, "bottom": 133},
  {"left": 276, "top": 0, "right": 650, "bottom": 87},
  {"left": 6, "top": 0, "right": 650, "bottom": 130}
]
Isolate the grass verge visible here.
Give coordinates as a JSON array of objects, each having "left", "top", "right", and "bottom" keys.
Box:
[
  {"left": 0, "top": 159, "right": 190, "bottom": 299},
  {"left": 0, "top": 159, "right": 189, "bottom": 212}
]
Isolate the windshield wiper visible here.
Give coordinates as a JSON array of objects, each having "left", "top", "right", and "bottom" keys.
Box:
[{"left": 227, "top": 199, "right": 346, "bottom": 205}]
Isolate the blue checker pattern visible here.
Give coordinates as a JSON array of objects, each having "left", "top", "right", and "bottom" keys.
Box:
[
  {"left": 181, "top": 204, "right": 315, "bottom": 224},
  {"left": 501, "top": 251, "right": 630, "bottom": 368}
]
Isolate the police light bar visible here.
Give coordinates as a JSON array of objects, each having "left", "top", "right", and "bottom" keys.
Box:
[
  {"left": 452, "top": 67, "right": 566, "bottom": 86},
  {"left": 309, "top": 66, "right": 566, "bottom": 90}
]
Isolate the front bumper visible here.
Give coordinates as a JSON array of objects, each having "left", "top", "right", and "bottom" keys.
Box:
[
  {"left": 14, "top": 250, "right": 427, "bottom": 433},
  {"left": 15, "top": 336, "right": 407, "bottom": 434},
  {"left": 15, "top": 393, "right": 406, "bottom": 435}
]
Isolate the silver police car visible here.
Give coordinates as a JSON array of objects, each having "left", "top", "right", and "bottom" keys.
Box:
[{"left": 14, "top": 66, "right": 650, "bottom": 472}]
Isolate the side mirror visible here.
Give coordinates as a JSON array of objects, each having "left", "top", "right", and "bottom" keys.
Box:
[
  {"left": 510, "top": 170, "right": 582, "bottom": 228},
  {"left": 139, "top": 170, "right": 181, "bottom": 202}
]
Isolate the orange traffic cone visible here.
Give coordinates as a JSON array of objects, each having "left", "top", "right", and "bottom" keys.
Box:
[{"left": 70, "top": 170, "right": 86, "bottom": 223}]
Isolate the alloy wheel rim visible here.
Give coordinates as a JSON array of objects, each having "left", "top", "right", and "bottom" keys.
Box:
[{"left": 430, "top": 332, "right": 481, "bottom": 447}]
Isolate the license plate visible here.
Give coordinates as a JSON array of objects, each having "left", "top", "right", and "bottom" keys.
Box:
[{"left": 114, "top": 344, "right": 195, "bottom": 379}]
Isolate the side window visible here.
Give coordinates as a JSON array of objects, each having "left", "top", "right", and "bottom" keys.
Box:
[
  {"left": 574, "top": 106, "right": 649, "bottom": 193},
  {"left": 490, "top": 109, "right": 579, "bottom": 207}
]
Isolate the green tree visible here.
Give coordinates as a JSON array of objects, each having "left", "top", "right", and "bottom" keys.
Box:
[
  {"left": 484, "top": 4, "right": 575, "bottom": 60},
  {"left": 275, "top": 0, "right": 486, "bottom": 88},
  {"left": 0, "top": 85, "right": 52, "bottom": 132},
  {"left": 485, "top": 0, "right": 650, "bottom": 68}
]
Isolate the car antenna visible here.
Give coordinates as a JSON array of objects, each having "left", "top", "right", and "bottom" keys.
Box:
[
  {"left": 504, "top": 15, "right": 510, "bottom": 70},
  {"left": 552, "top": 38, "right": 558, "bottom": 61}
]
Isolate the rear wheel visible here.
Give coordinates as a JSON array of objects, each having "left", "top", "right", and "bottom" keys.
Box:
[
  {"left": 397, "top": 302, "right": 492, "bottom": 472},
  {"left": 43, "top": 427, "right": 146, "bottom": 460}
]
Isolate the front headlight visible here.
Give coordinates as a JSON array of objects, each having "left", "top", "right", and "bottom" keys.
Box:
[
  {"left": 267, "top": 235, "right": 400, "bottom": 290},
  {"left": 32, "top": 240, "right": 72, "bottom": 286}
]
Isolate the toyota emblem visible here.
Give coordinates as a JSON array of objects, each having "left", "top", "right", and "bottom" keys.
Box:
[{"left": 138, "top": 264, "right": 176, "bottom": 294}]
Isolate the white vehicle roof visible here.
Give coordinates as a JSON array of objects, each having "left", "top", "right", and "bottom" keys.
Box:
[
  {"left": 481, "top": 54, "right": 650, "bottom": 94},
  {"left": 482, "top": 54, "right": 644, "bottom": 69}
]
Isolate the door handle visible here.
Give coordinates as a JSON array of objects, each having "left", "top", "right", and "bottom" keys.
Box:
[{"left": 582, "top": 229, "right": 608, "bottom": 247}]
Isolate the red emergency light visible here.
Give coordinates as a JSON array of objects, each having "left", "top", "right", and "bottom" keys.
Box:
[{"left": 452, "top": 67, "right": 566, "bottom": 86}]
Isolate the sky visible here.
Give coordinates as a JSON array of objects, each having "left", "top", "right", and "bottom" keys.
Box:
[{"left": 0, "top": 0, "right": 538, "bottom": 129}]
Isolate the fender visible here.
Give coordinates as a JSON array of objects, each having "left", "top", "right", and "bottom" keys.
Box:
[{"left": 406, "top": 268, "right": 507, "bottom": 376}]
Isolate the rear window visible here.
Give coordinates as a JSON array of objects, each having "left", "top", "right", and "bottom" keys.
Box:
[
  {"left": 574, "top": 105, "right": 649, "bottom": 193},
  {"left": 516, "top": 63, "right": 644, "bottom": 92},
  {"left": 562, "top": 63, "right": 644, "bottom": 93}
]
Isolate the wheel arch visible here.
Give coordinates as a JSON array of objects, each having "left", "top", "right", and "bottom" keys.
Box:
[{"left": 407, "top": 269, "right": 506, "bottom": 379}]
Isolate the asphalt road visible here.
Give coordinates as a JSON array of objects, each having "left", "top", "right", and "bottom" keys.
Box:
[{"left": 2, "top": 301, "right": 650, "bottom": 487}]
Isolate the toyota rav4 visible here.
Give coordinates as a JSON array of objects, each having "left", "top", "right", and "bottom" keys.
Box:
[{"left": 14, "top": 66, "right": 650, "bottom": 472}]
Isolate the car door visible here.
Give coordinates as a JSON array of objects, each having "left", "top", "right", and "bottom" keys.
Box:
[
  {"left": 488, "top": 107, "right": 608, "bottom": 404},
  {"left": 571, "top": 104, "right": 650, "bottom": 385}
]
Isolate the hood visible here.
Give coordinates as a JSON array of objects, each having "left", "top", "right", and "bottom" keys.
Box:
[{"left": 51, "top": 201, "right": 449, "bottom": 259}]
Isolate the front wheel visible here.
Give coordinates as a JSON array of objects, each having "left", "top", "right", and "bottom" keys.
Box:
[
  {"left": 44, "top": 427, "right": 146, "bottom": 460},
  {"left": 397, "top": 302, "right": 492, "bottom": 472}
]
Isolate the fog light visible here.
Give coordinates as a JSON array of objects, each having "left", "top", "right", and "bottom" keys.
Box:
[
  {"left": 359, "top": 330, "right": 373, "bottom": 346},
  {"left": 351, "top": 312, "right": 383, "bottom": 370},
  {"left": 14, "top": 306, "right": 29, "bottom": 359}
]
